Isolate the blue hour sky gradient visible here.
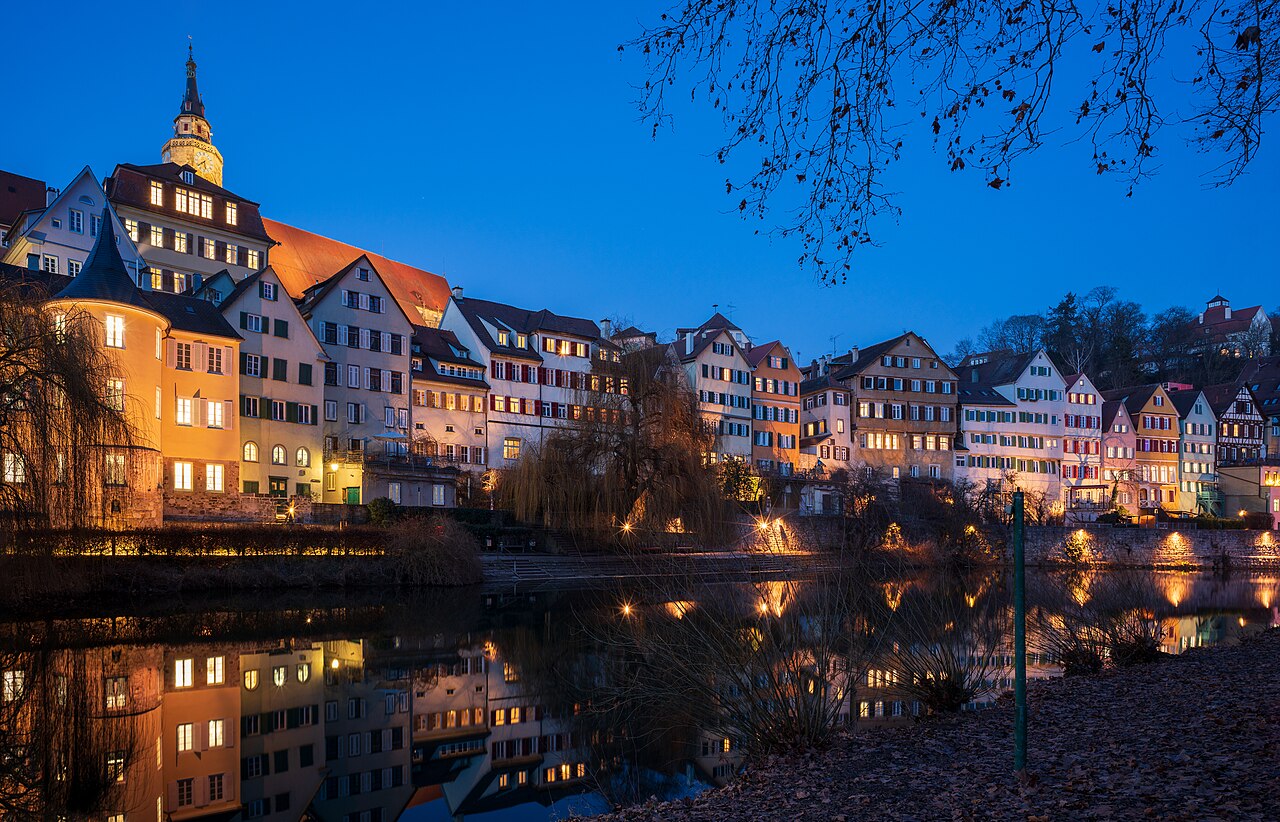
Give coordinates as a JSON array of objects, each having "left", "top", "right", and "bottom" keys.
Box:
[{"left": 3, "top": 1, "right": 1274, "bottom": 363}]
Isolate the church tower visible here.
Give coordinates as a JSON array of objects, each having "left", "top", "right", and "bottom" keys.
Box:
[{"left": 161, "top": 44, "right": 225, "bottom": 186}]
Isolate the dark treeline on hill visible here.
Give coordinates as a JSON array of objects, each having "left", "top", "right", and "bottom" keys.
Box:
[{"left": 947, "top": 287, "right": 1279, "bottom": 389}]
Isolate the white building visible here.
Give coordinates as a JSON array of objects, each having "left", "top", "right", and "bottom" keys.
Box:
[
  {"left": 199, "top": 266, "right": 327, "bottom": 498},
  {"left": 1061, "top": 372, "right": 1105, "bottom": 517},
  {"left": 1, "top": 166, "right": 146, "bottom": 283},
  {"left": 675, "top": 313, "right": 754, "bottom": 462},
  {"left": 1169, "top": 388, "right": 1220, "bottom": 514},
  {"left": 440, "top": 289, "right": 616, "bottom": 466},
  {"left": 955, "top": 350, "right": 1066, "bottom": 504},
  {"left": 299, "top": 256, "right": 420, "bottom": 505}
]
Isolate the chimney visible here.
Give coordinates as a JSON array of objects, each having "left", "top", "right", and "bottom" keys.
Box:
[
  {"left": 45, "top": 186, "right": 59, "bottom": 206},
  {"left": 600, "top": 318, "right": 612, "bottom": 339},
  {"left": 451, "top": 285, "right": 463, "bottom": 301},
  {"left": 685, "top": 331, "right": 694, "bottom": 355},
  {"left": 848, "top": 346, "right": 859, "bottom": 363}
]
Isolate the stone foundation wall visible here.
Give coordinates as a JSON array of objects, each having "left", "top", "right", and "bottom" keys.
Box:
[
  {"left": 1024, "top": 525, "right": 1280, "bottom": 568},
  {"left": 164, "top": 492, "right": 314, "bottom": 524}
]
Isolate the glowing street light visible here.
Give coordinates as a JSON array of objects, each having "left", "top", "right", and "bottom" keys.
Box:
[
  {"left": 757, "top": 518, "right": 770, "bottom": 531},
  {"left": 620, "top": 603, "right": 633, "bottom": 618}
]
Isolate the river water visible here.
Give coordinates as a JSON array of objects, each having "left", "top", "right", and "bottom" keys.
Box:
[{"left": 0, "top": 568, "right": 1274, "bottom": 821}]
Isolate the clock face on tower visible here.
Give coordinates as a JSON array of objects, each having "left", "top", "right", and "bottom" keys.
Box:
[{"left": 192, "top": 150, "right": 210, "bottom": 176}]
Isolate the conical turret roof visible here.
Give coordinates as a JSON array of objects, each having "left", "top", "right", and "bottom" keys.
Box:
[{"left": 54, "top": 211, "right": 153, "bottom": 311}]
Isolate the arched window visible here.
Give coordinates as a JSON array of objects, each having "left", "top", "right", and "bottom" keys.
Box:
[
  {"left": 296, "top": 447, "right": 311, "bottom": 468},
  {"left": 243, "top": 441, "right": 259, "bottom": 463},
  {"left": 271, "top": 445, "right": 286, "bottom": 465}
]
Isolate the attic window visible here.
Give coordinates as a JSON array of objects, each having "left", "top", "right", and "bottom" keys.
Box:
[
  {"left": 497, "top": 330, "right": 510, "bottom": 346},
  {"left": 356, "top": 268, "right": 370, "bottom": 282},
  {"left": 78, "top": 195, "right": 94, "bottom": 206},
  {"left": 181, "top": 170, "right": 195, "bottom": 185}
]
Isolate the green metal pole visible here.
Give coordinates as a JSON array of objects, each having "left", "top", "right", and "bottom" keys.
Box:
[{"left": 1012, "top": 490, "right": 1027, "bottom": 773}]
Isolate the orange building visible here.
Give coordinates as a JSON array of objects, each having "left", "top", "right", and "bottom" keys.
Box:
[
  {"left": 1103, "top": 384, "right": 1179, "bottom": 513},
  {"left": 745, "top": 341, "right": 801, "bottom": 475}
]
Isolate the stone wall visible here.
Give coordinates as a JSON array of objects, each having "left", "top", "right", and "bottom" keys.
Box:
[
  {"left": 1024, "top": 525, "right": 1280, "bottom": 568},
  {"left": 164, "top": 493, "right": 314, "bottom": 524}
]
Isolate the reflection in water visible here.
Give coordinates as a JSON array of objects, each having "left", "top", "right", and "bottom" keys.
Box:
[{"left": 0, "top": 569, "right": 1273, "bottom": 821}]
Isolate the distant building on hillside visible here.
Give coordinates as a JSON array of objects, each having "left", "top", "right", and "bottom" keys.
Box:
[{"left": 1190, "top": 294, "right": 1271, "bottom": 358}]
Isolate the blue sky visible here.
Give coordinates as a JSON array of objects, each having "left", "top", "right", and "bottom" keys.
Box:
[{"left": 4, "top": 2, "right": 1273, "bottom": 362}]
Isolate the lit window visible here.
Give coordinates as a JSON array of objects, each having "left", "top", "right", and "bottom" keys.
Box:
[
  {"left": 150, "top": 181, "right": 164, "bottom": 206},
  {"left": 105, "top": 378, "right": 125, "bottom": 411},
  {"left": 150, "top": 224, "right": 164, "bottom": 247},
  {"left": 175, "top": 398, "right": 192, "bottom": 426},
  {"left": 177, "top": 722, "right": 193, "bottom": 752},
  {"left": 2, "top": 453, "right": 25, "bottom": 485},
  {"left": 247, "top": 249, "right": 260, "bottom": 269},
  {"left": 174, "top": 231, "right": 188, "bottom": 253},
  {"left": 243, "top": 669, "right": 259, "bottom": 690},
  {"left": 106, "top": 750, "right": 125, "bottom": 782},
  {"left": 104, "top": 315, "right": 125, "bottom": 348},
  {"left": 2, "top": 670, "right": 24, "bottom": 701},
  {"left": 224, "top": 243, "right": 237, "bottom": 264},
  {"left": 104, "top": 676, "right": 128, "bottom": 709},
  {"left": 272, "top": 666, "right": 287, "bottom": 687},
  {"left": 202, "top": 238, "right": 216, "bottom": 259},
  {"left": 225, "top": 202, "right": 238, "bottom": 225},
  {"left": 296, "top": 447, "right": 310, "bottom": 467},
  {"left": 243, "top": 442, "right": 259, "bottom": 462},
  {"left": 124, "top": 218, "right": 139, "bottom": 241},
  {"left": 206, "top": 400, "right": 224, "bottom": 429},
  {"left": 503, "top": 437, "right": 521, "bottom": 461},
  {"left": 206, "top": 464, "right": 224, "bottom": 493},
  {"left": 208, "top": 718, "right": 224, "bottom": 747},
  {"left": 297, "top": 663, "right": 311, "bottom": 683},
  {"left": 271, "top": 445, "right": 286, "bottom": 465},
  {"left": 174, "top": 658, "right": 193, "bottom": 688},
  {"left": 173, "top": 461, "right": 193, "bottom": 491}
]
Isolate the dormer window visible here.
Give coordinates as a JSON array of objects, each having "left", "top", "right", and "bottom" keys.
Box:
[
  {"left": 497, "top": 330, "right": 510, "bottom": 346},
  {"left": 181, "top": 170, "right": 194, "bottom": 185},
  {"left": 516, "top": 334, "right": 527, "bottom": 349},
  {"left": 225, "top": 203, "right": 237, "bottom": 225}
]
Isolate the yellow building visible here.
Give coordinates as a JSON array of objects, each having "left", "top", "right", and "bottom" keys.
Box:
[{"left": 40, "top": 212, "right": 241, "bottom": 525}]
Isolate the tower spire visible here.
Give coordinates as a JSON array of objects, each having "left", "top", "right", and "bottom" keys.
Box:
[{"left": 181, "top": 38, "right": 205, "bottom": 119}]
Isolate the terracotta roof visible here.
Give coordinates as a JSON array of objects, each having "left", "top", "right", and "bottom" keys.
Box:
[
  {"left": 1194, "top": 303, "right": 1267, "bottom": 336},
  {"left": 0, "top": 169, "right": 46, "bottom": 231},
  {"left": 744, "top": 340, "right": 791, "bottom": 368},
  {"left": 263, "top": 217, "right": 450, "bottom": 323}
]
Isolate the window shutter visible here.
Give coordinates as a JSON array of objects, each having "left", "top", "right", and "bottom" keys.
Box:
[
  {"left": 274, "top": 319, "right": 289, "bottom": 338},
  {"left": 381, "top": 369, "right": 391, "bottom": 391},
  {"left": 165, "top": 339, "right": 177, "bottom": 368},
  {"left": 224, "top": 346, "right": 234, "bottom": 371},
  {"left": 193, "top": 342, "right": 208, "bottom": 372},
  {"left": 194, "top": 398, "right": 206, "bottom": 427},
  {"left": 286, "top": 402, "right": 298, "bottom": 423},
  {"left": 363, "top": 368, "right": 371, "bottom": 390},
  {"left": 239, "top": 353, "right": 249, "bottom": 375},
  {"left": 225, "top": 400, "right": 234, "bottom": 431},
  {"left": 381, "top": 332, "right": 390, "bottom": 352},
  {"left": 310, "top": 405, "right": 319, "bottom": 425},
  {"left": 489, "top": 394, "right": 496, "bottom": 411},
  {"left": 240, "top": 311, "right": 249, "bottom": 329}
]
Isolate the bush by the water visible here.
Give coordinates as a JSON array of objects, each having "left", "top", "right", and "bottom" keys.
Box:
[{"left": 385, "top": 516, "right": 483, "bottom": 585}]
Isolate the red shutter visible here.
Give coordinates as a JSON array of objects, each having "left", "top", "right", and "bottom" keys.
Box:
[
  {"left": 534, "top": 400, "right": 541, "bottom": 416},
  {"left": 489, "top": 394, "right": 496, "bottom": 411},
  {"left": 490, "top": 360, "right": 499, "bottom": 379}
]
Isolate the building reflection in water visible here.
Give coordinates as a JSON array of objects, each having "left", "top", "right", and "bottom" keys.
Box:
[{"left": 0, "top": 569, "right": 1273, "bottom": 821}]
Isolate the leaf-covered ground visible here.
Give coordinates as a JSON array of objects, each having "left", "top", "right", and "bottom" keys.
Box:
[{"left": 591, "top": 628, "right": 1279, "bottom": 821}]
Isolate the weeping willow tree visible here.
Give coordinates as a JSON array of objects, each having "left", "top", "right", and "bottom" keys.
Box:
[
  {"left": 0, "top": 647, "right": 150, "bottom": 818},
  {"left": 497, "top": 345, "right": 732, "bottom": 546},
  {"left": 0, "top": 280, "right": 138, "bottom": 532}
]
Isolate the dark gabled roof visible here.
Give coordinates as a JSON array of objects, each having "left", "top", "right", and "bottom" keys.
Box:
[
  {"left": 1101, "top": 384, "right": 1163, "bottom": 417},
  {"left": 412, "top": 325, "right": 489, "bottom": 388},
  {"left": 955, "top": 351, "right": 1037, "bottom": 390},
  {"left": 799, "top": 371, "right": 850, "bottom": 396},
  {"left": 676, "top": 311, "right": 739, "bottom": 336},
  {"left": 1201, "top": 383, "right": 1259, "bottom": 418},
  {"left": 143, "top": 290, "right": 240, "bottom": 339},
  {"left": 0, "top": 169, "right": 46, "bottom": 230},
  {"left": 830, "top": 334, "right": 909, "bottom": 380},
  {"left": 453, "top": 296, "right": 601, "bottom": 361},
  {"left": 53, "top": 214, "right": 156, "bottom": 312},
  {"left": 1168, "top": 389, "right": 1207, "bottom": 419},
  {"left": 202, "top": 267, "right": 257, "bottom": 307},
  {"left": 612, "top": 324, "right": 650, "bottom": 339},
  {"left": 744, "top": 339, "right": 795, "bottom": 369},
  {"left": 957, "top": 384, "right": 1016, "bottom": 407},
  {"left": 112, "top": 162, "right": 259, "bottom": 205},
  {"left": 1101, "top": 399, "right": 1129, "bottom": 431}
]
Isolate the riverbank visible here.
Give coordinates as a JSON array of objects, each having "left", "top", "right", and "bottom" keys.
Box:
[{"left": 591, "top": 627, "right": 1280, "bottom": 821}]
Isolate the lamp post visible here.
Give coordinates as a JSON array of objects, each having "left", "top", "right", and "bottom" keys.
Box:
[{"left": 1012, "top": 490, "right": 1027, "bottom": 774}]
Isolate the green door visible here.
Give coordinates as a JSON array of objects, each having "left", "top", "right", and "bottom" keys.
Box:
[
  {"left": 345, "top": 487, "right": 361, "bottom": 505},
  {"left": 268, "top": 477, "right": 288, "bottom": 497}
]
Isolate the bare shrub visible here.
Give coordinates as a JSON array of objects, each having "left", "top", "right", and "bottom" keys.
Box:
[{"left": 386, "top": 516, "right": 483, "bottom": 586}]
